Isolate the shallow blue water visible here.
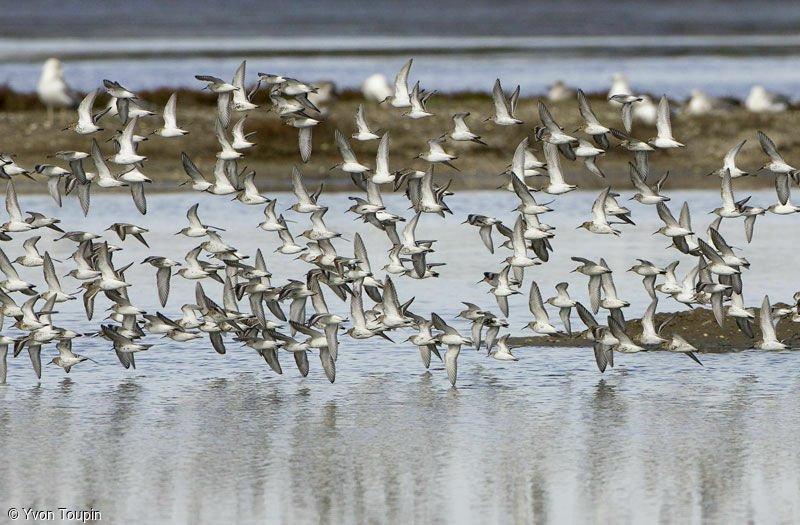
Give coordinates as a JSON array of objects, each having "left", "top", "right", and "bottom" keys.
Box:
[
  {"left": 3, "top": 46, "right": 800, "bottom": 101},
  {"left": 0, "top": 188, "right": 798, "bottom": 523}
]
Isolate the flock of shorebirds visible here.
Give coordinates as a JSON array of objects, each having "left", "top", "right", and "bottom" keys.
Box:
[{"left": 1, "top": 57, "right": 798, "bottom": 387}]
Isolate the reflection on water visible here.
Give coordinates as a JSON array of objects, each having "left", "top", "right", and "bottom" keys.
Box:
[
  {"left": 2, "top": 353, "right": 800, "bottom": 524},
  {"left": 0, "top": 190, "right": 799, "bottom": 523}
]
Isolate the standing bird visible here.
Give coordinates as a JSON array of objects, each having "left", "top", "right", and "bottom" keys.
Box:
[{"left": 37, "top": 58, "right": 76, "bottom": 126}]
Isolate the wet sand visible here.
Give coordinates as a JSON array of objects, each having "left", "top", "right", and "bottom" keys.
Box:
[
  {"left": 1, "top": 87, "right": 799, "bottom": 191},
  {"left": 509, "top": 307, "right": 800, "bottom": 351}
]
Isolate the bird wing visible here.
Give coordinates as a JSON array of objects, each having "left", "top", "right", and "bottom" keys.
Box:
[
  {"left": 350, "top": 289, "right": 367, "bottom": 328},
  {"left": 375, "top": 132, "right": 390, "bottom": 175},
  {"left": 591, "top": 187, "right": 611, "bottom": 224},
  {"left": 298, "top": 127, "right": 313, "bottom": 163},
  {"left": 609, "top": 316, "right": 633, "bottom": 345},
  {"left": 528, "top": 281, "right": 550, "bottom": 322},
  {"left": 452, "top": 112, "right": 470, "bottom": 134},
  {"left": 215, "top": 117, "right": 233, "bottom": 151},
  {"left": 593, "top": 341, "right": 608, "bottom": 373},
  {"left": 195, "top": 75, "right": 224, "bottom": 84},
  {"left": 641, "top": 298, "right": 658, "bottom": 333},
  {"left": 543, "top": 143, "right": 565, "bottom": 185},
  {"left": 511, "top": 215, "right": 526, "bottom": 256},
  {"left": 5, "top": 180, "right": 23, "bottom": 222},
  {"left": 758, "top": 131, "right": 785, "bottom": 164},
  {"left": 600, "top": 267, "right": 618, "bottom": 299},
  {"left": 0, "top": 247, "right": 19, "bottom": 281},
  {"left": 759, "top": 295, "right": 778, "bottom": 342},
  {"left": 77, "top": 88, "right": 99, "bottom": 126},
  {"left": 217, "top": 92, "right": 231, "bottom": 128},
  {"left": 47, "top": 175, "right": 62, "bottom": 207},
  {"left": 538, "top": 100, "right": 560, "bottom": 133},
  {"left": 156, "top": 267, "right": 171, "bottom": 307},
  {"left": 408, "top": 82, "right": 424, "bottom": 112},
  {"left": 364, "top": 179, "right": 384, "bottom": 207},
  {"left": 185, "top": 204, "right": 205, "bottom": 231},
  {"left": 709, "top": 228, "right": 734, "bottom": 258},
  {"left": 656, "top": 95, "right": 673, "bottom": 139},
  {"left": 621, "top": 104, "right": 633, "bottom": 133},
  {"left": 92, "top": 139, "right": 114, "bottom": 181},
  {"left": 511, "top": 166, "right": 535, "bottom": 206},
  {"left": 42, "top": 252, "right": 61, "bottom": 292},
  {"left": 723, "top": 139, "right": 746, "bottom": 170},
  {"left": 478, "top": 225, "right": 494, "bottom": 254},
  {"left": 444, "top": 345, "right": 459, "bottom": 386},
  {"left": 511, "top": 137, "right": 528, "bottom": 179},
  {"left": 577, "top": 89, "right": 601, "bottom": 126},
  {"left": 588, "top": 275, "right": 602, "bottom": 313},
  {"left": 163, "top": 92, "right": 178, "bottom": 129},
  {"left": 130, "top": 181, "right": 147, "bottom": 215},
  {"left": 292, "top": 165, "right": 314, "bottom": 205},
  {"left": 656, "top": 202, "right": 678, "bottom": 227},
  {"left": 232, "top": 115, "right": 248, "bottom": 142},
  {"left": 776, "top": 173, "right": 791, "bottom": 205},
  {"left": 697, "top": 239, "right": 728, "bottom": 266},
  {"left": 231, "top": 60, "right": 247, "bottom": 95},
  {"left": 492, "top": 79, "right": 511, "bottom": 119},
  {"left": 394, "top": 59, "right": 412, "bottom": 101},
  {"left": 720, "top": 170, "right": 735, "bottom": 209},
  {"left": 355, "top": 104, "right": 370, "bottom": 133},
  {"left": 335, "top": 129, "right": 357, "bottom": 164},
  {"left": 353, "top": 233, "right": 371, "bottom": 271},
  {"left": 509, "top": 85, "right": 520, "bottom": 115},
  {"left": 401, "top": 211, "right": 421, "bottom": 246},
  {"left": 678, "top": 201, "right": 693, "bottom": 231},
  {"left": 119, "top": 116, "right": 138, "bottom": 155},
  {"left": 576, "top": 301, "right": 598, "bottom": 329},
  {"left": 382, "top": 276, "right": 403, "bottom": 316}
]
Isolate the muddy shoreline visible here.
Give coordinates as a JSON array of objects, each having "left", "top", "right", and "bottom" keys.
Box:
[
  {"left": 509, "top": 307, "right": 800, "bottom": 351},
  {"left": 2, "top": 87, "right": 799, "bottom": 192}
]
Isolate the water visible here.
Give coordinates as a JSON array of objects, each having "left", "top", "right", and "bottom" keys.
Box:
[
  {"left": 3, "top": 1, "right": 800, "bottom": 99},
  {"left": 1, "top": 188, "right": 800, "bottom": 523},
  {"left": 6, "top": 1, "right": 800, "bottom": 39},
  {"left": 7, "top": 53, "right": 800, "bottom": 101}
]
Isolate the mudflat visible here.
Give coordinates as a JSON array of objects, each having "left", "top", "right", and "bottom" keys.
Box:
[{"left": 2, "top": 87, "right": 797, "bottom": 191}]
